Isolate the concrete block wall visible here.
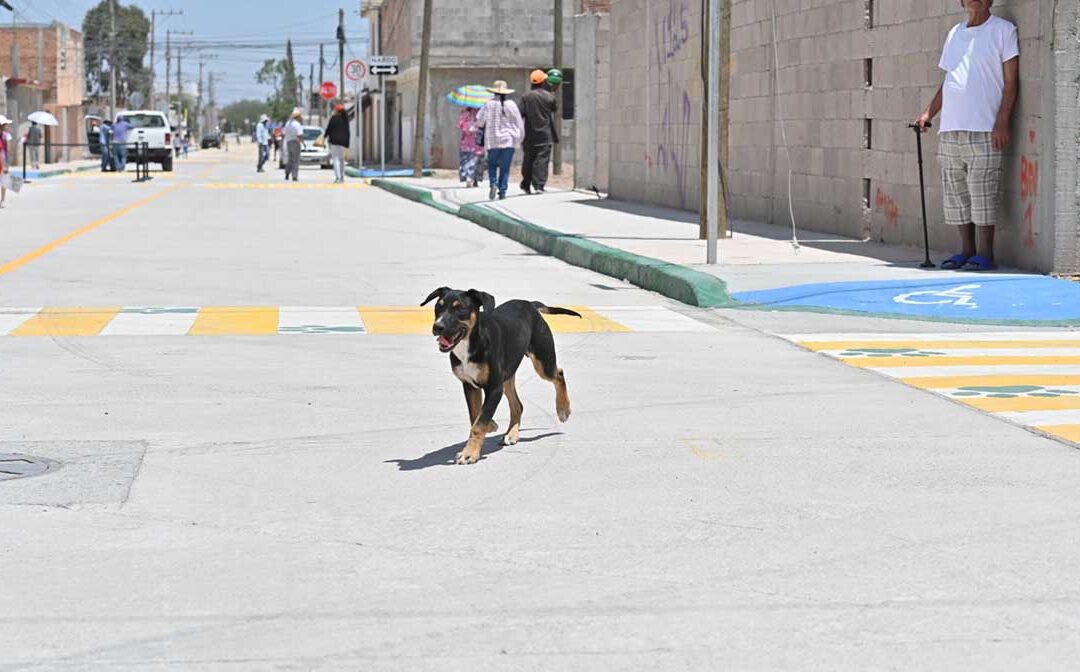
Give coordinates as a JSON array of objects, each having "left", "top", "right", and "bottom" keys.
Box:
[
  {"left": 573, "top": 12, "right": 611, "bottom": 192},
  {"left": 729, "top": 0, "right": 1059, "bottom": 272},
  {"left": 608, "top": 0, "right": 703, "bottom": 211}
]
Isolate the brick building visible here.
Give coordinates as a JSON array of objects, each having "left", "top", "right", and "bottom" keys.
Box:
[
  {"left": 361, "top": 0, "right": 575, "bottom": 169},
  {"left": 576, "top": 0, "right": 1080, "bottom": 274},
  {"left": 0, "top": 22, "right": 86, "bottom": 164}
]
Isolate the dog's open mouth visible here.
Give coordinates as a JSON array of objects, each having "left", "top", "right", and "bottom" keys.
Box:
[{"left": 436, "top": 327, "right": 466, "bottom": 353}]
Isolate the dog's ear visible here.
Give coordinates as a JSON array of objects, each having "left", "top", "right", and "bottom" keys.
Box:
[
  {"left": 420, "top": 287, "right": 450, "bottom": 306},
  {"left": 466, "top": 289, "right": 496, "bottom": 314}
]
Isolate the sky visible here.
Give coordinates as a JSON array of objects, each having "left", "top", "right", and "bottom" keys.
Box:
[{"left": 12, "top": 0, "right": 370, "bottom": 104}]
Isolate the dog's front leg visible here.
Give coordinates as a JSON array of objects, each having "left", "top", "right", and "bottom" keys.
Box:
[{"left": 456, "top": 385, "right": 504, "bottom": 465}]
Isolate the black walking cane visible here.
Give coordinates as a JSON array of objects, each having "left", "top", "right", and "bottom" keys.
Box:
[{"left": 907, "top": 121, "right": 935, "bottom": 268}]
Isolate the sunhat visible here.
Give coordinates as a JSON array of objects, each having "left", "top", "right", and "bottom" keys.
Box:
[
  {"left": 291, "top": 107, "right": 304, "bottom": 119},
  {"left": 486, "top": 80, "right": 514, "bottom": 95},
  {"left": 0, "top": 115, "right": 11, "bottom": 125},
  {"left": 530, "top": 69, "right": 548, "bottom": 85},
  {"left": 259, "top": 114, "right": 269, "bottom": 122}
]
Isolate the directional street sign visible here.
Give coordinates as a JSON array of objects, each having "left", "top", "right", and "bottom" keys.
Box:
[
  {"left": 369, "top": 55, "right": 398, "bottom": 66},
  {"left": 369, "top": 64, "right": 399, "bottom": 76}
]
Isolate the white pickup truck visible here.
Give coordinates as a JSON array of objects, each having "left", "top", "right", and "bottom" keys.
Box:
[{"left": 117, "top": 110, "right": 174, "bottom": 171}]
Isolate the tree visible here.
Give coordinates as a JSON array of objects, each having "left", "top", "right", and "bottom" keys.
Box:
[
  {"left": 221, "top": 99, "right": 266, "bottom": 133},
  {"left": 254, "top": 43, "right": 299, "bottom": 122},
  {"left": 82, "top": 1, "right": 150, "bottom": 105}
]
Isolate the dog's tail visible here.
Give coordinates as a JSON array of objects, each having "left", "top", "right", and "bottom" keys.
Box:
[{"left": 533, "top": 302, "right": 582, "bottom": 318}]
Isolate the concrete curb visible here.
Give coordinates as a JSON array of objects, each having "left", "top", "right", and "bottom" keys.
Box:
[
  {"left": 22, "top": 163, "right": 100, "bottom": 179},
  {"left": 370, "top": 178, "right": 733, "bottom": 308}
]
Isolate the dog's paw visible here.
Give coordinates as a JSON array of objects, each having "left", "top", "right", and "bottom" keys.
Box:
[
  {"left": 502, "top": 429, "right": 520, "bottom": 446},
  {"left": 455, "top": 449, "right": 480, "bottom": 465},
  {"left": 557, "top": 406, "right": 571, "bottom": 423}
]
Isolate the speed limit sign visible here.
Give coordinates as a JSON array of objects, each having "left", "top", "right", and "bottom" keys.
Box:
[{"left": 345, "top": 59, "right": 367, "bottom": 82}]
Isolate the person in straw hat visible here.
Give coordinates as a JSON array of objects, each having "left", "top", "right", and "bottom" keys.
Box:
[
  {"left": 476, "top": 80, "right": 524, "bottom": 200},
  {"left": 282, "top": 107, "right": 306, "bottom": 181},
  {"left": 255, "top": 114, "right": 271, "bottom": 173}
]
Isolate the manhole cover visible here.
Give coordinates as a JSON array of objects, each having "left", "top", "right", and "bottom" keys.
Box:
[{"left": 0, "top": 453, "right": 60, "bottom": 482}]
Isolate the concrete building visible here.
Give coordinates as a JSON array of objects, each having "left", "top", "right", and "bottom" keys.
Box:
[
  {"left": 362, "top": 0, "right": 575, "bottom": 169},
  {"left": 0, "top": 22, "right": 86, "bottom": 164},
  {"left": 576, "top": 0, "right": 1080, "bottom": 274}
]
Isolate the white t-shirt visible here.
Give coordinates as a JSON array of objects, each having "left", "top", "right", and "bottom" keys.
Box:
[
  {"left": 937, "top": 15, "right": 1019, "bottom": 133},
  {"left": 283, "top": 119, "right": 304, "bottom": 142}
]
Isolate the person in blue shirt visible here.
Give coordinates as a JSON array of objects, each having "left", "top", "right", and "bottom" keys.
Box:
[
  {"left": 111, "top": 116, "right": 131, "bottom": 172},
  {"left": 99, "top": 119, "right": 113, "bottom": 172},
  {"left": 255, "top": 114, "right": 270, "bottom": 172}
]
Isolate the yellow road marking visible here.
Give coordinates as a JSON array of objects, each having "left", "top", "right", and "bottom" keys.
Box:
[
  {"left": 804, "top": 339, "right": 1080, "bottom": 351},
  {"left": 188, "top": 306, "right": 279, "bottom": 335},
  {"left": 956, "top": 396, "right": 1080, "bottom": 412},
  {"left": 357, "top": 306, "right": 434, "bottom": 334},
  {"left": 687, "top": 439, "right": 723, "bottom": 461},
  {"left": 202, "top": 183, "right": 367, "bottom": 190},
  {"left": 903, "top": 375, "right": 1080, "bottom": 390},
  {"left": 1036, "top": 424, "right": 1080, "bottom": 442},
  {"left": 11, "top": 307, "right": 120, "bottom": 336},
  {"left": 0, "top": 186, "right": 178, "bottom": 278},
  {"left": 847, "top": 355, "right": 1080, "bottom": 368},
  {"left": 541, "top": 306, "right": 630, "bottom": 333}
]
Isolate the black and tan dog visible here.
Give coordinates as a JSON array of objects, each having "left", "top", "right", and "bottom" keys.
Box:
[{"left": 422, "top": 287, "right": 580, "bottom": 464}]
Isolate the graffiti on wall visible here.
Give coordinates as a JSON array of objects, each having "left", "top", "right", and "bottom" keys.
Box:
[
  {"left": 875, "top": 188, "right": 899, "bottom": 227},
  {"left": 651, "top": 0, "right": 693, "bottom": 209},
  {"left": 1020, "top": 129, "right": 1038, "bottom": 250}
]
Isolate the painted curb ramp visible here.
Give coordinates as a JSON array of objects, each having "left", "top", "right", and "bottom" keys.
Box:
[{"left": 370, "top": 179, "right": 733, "bottom": 308}]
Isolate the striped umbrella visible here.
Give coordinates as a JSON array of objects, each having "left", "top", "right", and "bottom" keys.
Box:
[{"left": 447, "top": 85, "right": 493, "bottom": 109}]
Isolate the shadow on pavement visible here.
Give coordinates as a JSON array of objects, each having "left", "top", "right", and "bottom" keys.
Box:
[{"left": 385, "top": 431, "right": 563, "bottom": 470}]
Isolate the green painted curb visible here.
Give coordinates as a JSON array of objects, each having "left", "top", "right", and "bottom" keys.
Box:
[
  {"left": 370, "top": 178, "right": 458, "bottom": 215},
  {"left": 24, "top": 163, "right": 99, "bottom": 179}
]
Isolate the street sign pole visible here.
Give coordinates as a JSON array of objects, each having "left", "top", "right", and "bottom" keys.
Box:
[
  {"left": 379, "top": 74, "right": 386, "bottom": 176},
  {"left": 355, "top": 79, "right": 363, "bottom": 169}
]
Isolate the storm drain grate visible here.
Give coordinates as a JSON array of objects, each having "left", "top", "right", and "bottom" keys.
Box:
[{"left": 0, "top": 453, "right": 60, "bottom": 482}]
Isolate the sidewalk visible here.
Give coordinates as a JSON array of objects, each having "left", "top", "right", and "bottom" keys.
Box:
[
  {"left": 17, "top": 156, "right": 101, "bottom": 179},
  {"left": 372, "top": 177, "right": 1080, "bottom": 326}
]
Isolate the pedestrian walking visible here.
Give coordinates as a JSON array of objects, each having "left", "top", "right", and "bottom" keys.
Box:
[
  {"left": 283, "top": 108, "right": 305, "bottom": 182},
  {"left": 182, "top": 132, "right": 190, "bottom": 158},
  {"left": 256, "top": 114, "right": 271, "bottom": 172},
  {"left": 457, "top": 106, "right": 484, "bottom": 188},
  {"left": 516, "top": 69, "right": 558, "bottom": 194},
  {"left": 476, "top": 81, "right": 524, "bottom": 200},
  {"left": 25, "top": 121, "right": 42, "bottom": 170},
  {"left": 915, "top": 0, "right": 1019, "bottom": 272},
  {"left": 324, "top": 103, "right": 350, "bottom": 183},
  {"left": 111, "top": 115, "right": 131, "bottom": 172},
  {"left": 99, "top": 119, "right": 113, "bottom": 172},
  {"left": 0, "top": 116, "right": 10, "bottom": 207},
  {"left": 272, "top": 126, "right": 282, "bottom": 163}
]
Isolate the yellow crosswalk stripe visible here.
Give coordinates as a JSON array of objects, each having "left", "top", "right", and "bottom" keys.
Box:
[
  {"left": 541, "top": 306, "right": 631, "bottom": 333},
  {"left": 802, "top": 339, "right": 1080, "bottom": 351},
  {"left": 1036, "top": 424, "right": 1080, "bottom": 442},
  {"left": 903, "top": 375, "right": 1080, "bottom": 389},
  {"left": 847, "top": 355, "right": 1080, "bottom": 368},
  {"left": 188, "top": 306, "right": 279, "bottom": 335},
  {"left": 202, "top": 183, "right": 367, "bottom": 190},
  {"left": 357, "top": 306, "right": 433, "bottom": 335},
  {"left": 11, "top": 307, "right": 121, "bottom": 336}
]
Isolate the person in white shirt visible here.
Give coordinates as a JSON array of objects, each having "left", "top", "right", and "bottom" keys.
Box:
[
  {"left": 283, "top": 108, "right": 306, "bottom": 182},
  {"left": 915, "top": 0, "right": 1019, "bottom": 271}
]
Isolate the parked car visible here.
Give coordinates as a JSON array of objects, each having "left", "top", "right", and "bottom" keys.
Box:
[
  {"left": 278, "top": 126, "right": 332, "bottom": 170},
  {"left": 116, "top": 110, "right": 174, "bottom": 171},
  {"left": 201, "top": 133, "right": 221, "bottom": 149}
]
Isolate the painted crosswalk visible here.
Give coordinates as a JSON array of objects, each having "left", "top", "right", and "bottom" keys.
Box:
[
  {"left": 0, "top": 305, "right": 714, "bottom": 337},
  {"left": 786, "top": 331, "right": 1080, "bottom": 445}
]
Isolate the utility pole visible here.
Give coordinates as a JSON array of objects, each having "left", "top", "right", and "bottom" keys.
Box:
[
  {"left": 309, "top": 63, "right": 315, "bottom": 110},
  {"left": 165, "top": 31, "right": 170, "bottom": 118},
  {"left": 197, "top": 59, "right": 204, "bottom": 136},
  {"left": 208, "top": 72, "right": 216, "bottom": 130},
  {"left": 318, "top": 43, "right": 326, "bottom": 124},
  {"left": 108, "top": 0, "right": 117, "bottom": 120},
  {"left": 552, "top": 0, "right": 563, "bottom": 175},
  {"left": 703, "top": 0, "right": 731, "bottom": 261},
  {"left": 149, "top": 10, "right": 182, "bottom": 108},
  {"left": 337, "top": 9, "right": 346, "bottom": 101},
  {"left": 177, "top": 46, "right": 183, "bottom": 125},
  {"left": 413, "top": 0, "right": 433, "bottom": 176}
]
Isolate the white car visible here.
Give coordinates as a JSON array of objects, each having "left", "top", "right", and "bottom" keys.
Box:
[
  {"left": 279, "top": 126, "right": 332, "bottom": 170},
  {"left": 117, "top": 110, "right": 174, "bottom": 171}
]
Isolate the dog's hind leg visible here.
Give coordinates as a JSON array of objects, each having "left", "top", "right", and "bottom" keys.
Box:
[
  {"left": 528, "top": 342, "right": 571, "bottom": 423},
  {"left": 502, "top": 375, "right": 523, "bottom": 445}
]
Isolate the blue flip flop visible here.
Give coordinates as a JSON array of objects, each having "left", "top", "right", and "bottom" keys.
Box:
[
  {"left": 961, "top": 255, "right": 996, "bottom": 271},
  {"left": 940, "top": 254, "right": 968, "bottom": 270}
]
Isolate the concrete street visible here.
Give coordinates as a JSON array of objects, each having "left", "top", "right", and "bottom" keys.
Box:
[{"left": 3, "top": 147, "right": 1080, "bottom": 670}]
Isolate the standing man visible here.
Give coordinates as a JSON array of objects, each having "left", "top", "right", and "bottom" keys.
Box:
[
  {"left": 516, "top": 69, "right": 558, "bottom": 194},
  {"left": 256, "top": 114, "right": 271, "bottom": 173},
  {"left": 111, "top": 115, "right": 131, "bottom": 172},
  {"left": 26, "top": 121, "right": 42, "bottom": 170},
  {"left": 324, "top": 103, "right": 350, "bottom": 183},
  {"left": 915, "top": 0, "right": 1019, "bottom": 272},
  {"left": 283, "top": 107, "right": 305, "bottom": 182},
  {"left": 99, "top": 118, "right": 113, "bottom": 172}
]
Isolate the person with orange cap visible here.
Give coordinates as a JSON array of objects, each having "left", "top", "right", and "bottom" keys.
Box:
[
  {"left": 516, "top": 68, "right": 558, "bottom": 194},
  {"left": 324, "top": 103, "right": 351, "bottom": 183}
]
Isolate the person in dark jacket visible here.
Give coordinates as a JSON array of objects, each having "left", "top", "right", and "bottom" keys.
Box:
[
  {"left": 516, "top": 69, "right": 559, "bottom": 194},
  {"left": 324, "top": 103, "right": 351, "bottom": 183}
]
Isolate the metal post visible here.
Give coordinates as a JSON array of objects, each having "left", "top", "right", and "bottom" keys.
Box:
[
  {"left": 413, "top": 0, "right": 433, "bottom": 176},
  {"left": 380, "top": 75, "right": 386, "bottom": 176},
  {"left": 21, "top": 140, "right": 26, "bottom": 181},
  {"left": 552, "top": 0, "right": 563, "bottom": 175},
  {"left": 706, "top": 0, "right": 720, "bottom": 264},
  {"left": 108, "top": 0, "right": 117, "bottom": 121},
  {"left": 165, "top": 32, "right": 171, "bottom": 117},
  {"left": 318, "top": 44, "right": 325, "bottom": 126},
  {"left": 338, "top": 9, "right": 346, "bottom": 102},
  {"left": 355, "top": 80, "right": 363, "bottom": 169}
]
